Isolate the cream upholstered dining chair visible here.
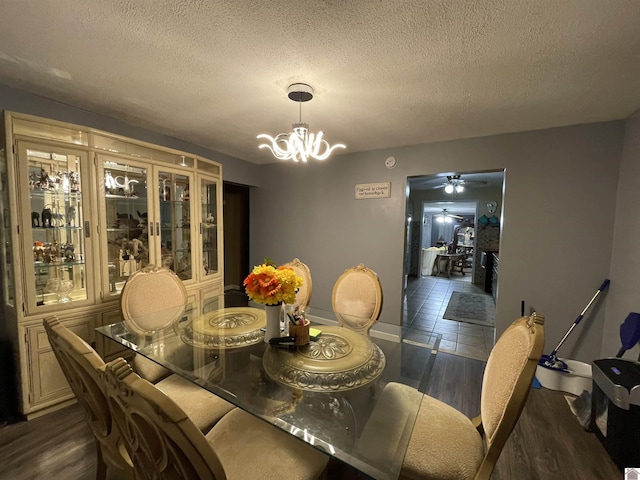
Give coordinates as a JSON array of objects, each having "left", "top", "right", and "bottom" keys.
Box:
[
  {"left": 282, "top": 257, "right": 313, "bottom": 310},
  {"left": 44, "top": 316, "right": 134, "bottom": 480},
  {"left": 119, "top": 265, "right": 236, "bottom": 432},
  {"left": 331, "top": 263, "right": 383, "bottom": 336},
  {"left": 120, "top": 264, "right": 186, "bottom": 383},
  {"left": 46, "top": 314, "right": 233, "bottom": 436},
  {"left": 102, "top": 357, "right": 330, "bottom": 479},
  {"left": 356, "top": 312, "right": 545, "bottom": 480}
]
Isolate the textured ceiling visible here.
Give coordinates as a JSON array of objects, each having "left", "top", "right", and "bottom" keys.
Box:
[{"left": 0, "top": 1, "right": 639, "bottom": 164}]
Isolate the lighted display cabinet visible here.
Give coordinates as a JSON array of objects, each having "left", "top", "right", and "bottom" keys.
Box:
[{"left": 0, "top": 111, "right": 223, "bottom": 418}]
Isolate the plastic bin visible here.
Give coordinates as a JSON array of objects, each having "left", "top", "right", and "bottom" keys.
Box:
[{"left": 535, "top": 359, "right": 593, "bottom": 396}]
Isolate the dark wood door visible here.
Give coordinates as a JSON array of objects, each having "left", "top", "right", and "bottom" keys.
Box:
[{"left": 223, "top": 182, "right": 250, "bottom": 291}]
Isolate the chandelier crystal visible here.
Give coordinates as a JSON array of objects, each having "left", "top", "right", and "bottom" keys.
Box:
[{"left": 257, "top": 83, "right": 345, "bottom": 163}]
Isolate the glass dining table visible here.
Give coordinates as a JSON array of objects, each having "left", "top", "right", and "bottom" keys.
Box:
[{"left": 96, "top": 296, "right": 441, "bottom": 480}]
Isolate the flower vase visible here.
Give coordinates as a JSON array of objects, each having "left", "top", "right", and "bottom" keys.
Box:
[{"left": 264, "top": 304, "right": 282, "bottom": 343}]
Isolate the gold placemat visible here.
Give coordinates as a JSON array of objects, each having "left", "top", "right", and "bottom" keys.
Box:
[
  {"left": 180, "top": 307, "right": 266, "bottom": 349},
  {"left": 263, "top": 326, "right": 386, "bottom": 392}
]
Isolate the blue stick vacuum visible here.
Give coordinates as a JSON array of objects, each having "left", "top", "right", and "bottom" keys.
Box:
[{"left": 538, "top": 279, "right": 610, "bottom": 372}]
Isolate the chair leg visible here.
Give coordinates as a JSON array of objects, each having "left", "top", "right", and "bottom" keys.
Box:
[{"left": 95, "top": 442, "right": 107, "bottom": 480}]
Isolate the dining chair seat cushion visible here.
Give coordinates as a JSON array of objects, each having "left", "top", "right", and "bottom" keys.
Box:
[
  {"left": 134, "top": 355, "right": 172, "bottom": 383},
  {"left": 155, "top": 374, "right": 235, "bottom": 432},
  {"left": 400, "top": 393, "right": 484, "bottom": 480},
  {"left": 205, "top": 408, "right": 329, "bottom": 479}
]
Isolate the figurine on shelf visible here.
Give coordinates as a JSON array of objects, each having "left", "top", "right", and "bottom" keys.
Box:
[
  {"left": 39, "top": 169, "right": 50, "bottom": 190},
  {"left": 205, "top": 213, "right": 215, "bottom": 224},
  {"left": 31, "top": 211, "right": 40, "bottom": 228},
  {"left": 105, "top": 171, "right": 117, "bottom": 194},
  {"left": 59, "top": 172, "right": 70, "bottom": 193},
  {"left": 43, "top": 242, "right": 59, "bottom": 263},
  {"left": 203, "top": 258, "right": 209, "bottom": 276},
  {"left": 62, "top": 243, "right": 75, "bottom": 262},
  {"left": 131, "top": 238, "right": 148, "bottom": 263},
  {"left": 33, "top": 241, "right": 45, "bottom": 261},
  {"left": 136, "top": 211, "right": 148, "bottom": 228},
  {"left": 51, "top": 211, "right": 64, "bottom": 227},
  {"left": 177, "top": 253, "right": 191, "bottom": 278},
  {"left": 66, "top": 206, "right": 76, "bottom": 227},
  {"left": 41, "top": 208, "right": 53, "bottom": 228},
  {"left": 70, "top": 171, "right": 80, "bottom": 192}
]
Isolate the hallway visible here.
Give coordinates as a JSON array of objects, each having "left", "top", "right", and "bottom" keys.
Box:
[{"left": 403, "top": 275, "right": 495, "bottom": 361}]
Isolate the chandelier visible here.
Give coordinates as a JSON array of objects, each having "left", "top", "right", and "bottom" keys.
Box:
[{"left": 257, "top": 83, "right": 345, "bottom": 162}]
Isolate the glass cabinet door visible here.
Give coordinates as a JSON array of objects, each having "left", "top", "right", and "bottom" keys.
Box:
[
  {"left": 100, "top": 157, "right": 150, "bottom": 296},
  {"left": 18, "top": 142, "right": 91, "bottom": 311},
  {"left": 157, "top": 170, "right": 192, "bottom": 281},
  {"left": 200, "top": 176, "right": 219, "bottom": 277}
]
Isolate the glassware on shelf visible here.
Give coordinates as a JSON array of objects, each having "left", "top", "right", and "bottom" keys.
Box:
[
  {"left": 56, "top": 280, "right": 74, "bottom": 303},
  {"left": 44, "top": 277, "right": 74, "bottom": 303}
]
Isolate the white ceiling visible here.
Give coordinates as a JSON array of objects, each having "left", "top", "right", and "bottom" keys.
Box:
[
  {"left": 1, "top": 1, "right": 639, "bottom": 165},
  {"left": 422, "top": 201, "right": 477, "bottom": 216}
]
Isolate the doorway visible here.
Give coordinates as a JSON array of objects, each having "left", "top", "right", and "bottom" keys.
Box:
[
  {"left": 223, "top": 182, "right": 250, "bottom": 291},
  {"left": 404, "top": 170, "right": 504, "bottom": 361}
]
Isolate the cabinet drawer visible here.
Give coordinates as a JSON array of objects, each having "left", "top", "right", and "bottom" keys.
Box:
[{"left": 25, "top": 315, "right": 94, "bottom": 408}]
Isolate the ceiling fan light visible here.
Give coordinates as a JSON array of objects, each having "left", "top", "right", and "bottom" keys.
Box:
[
  {"left": 436, "top": 215, "right": 444, "bottom": 223},
  {"left": 455, "top": 184, "right": 464, "bottom": 193},
  {"left": 444, "top": 184, "right": 454, "bottom": 194},
  {"left": 445, "top": 216, "right": 453, "bottom": 223}
]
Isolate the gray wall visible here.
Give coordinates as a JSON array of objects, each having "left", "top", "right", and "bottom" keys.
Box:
[
  {"left": 0, "top": 84, "right": 260, "bottom": 187},
  {"left": 604, "top": 110, "right": 640, "bottom": 359},
  {"left": 251, "top": 122, "right": 625, "bottom": 361},
  {"left": 2, "top": 82, "right": 634, "bottom": 363}
]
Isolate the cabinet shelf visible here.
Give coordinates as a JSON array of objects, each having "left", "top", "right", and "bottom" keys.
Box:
[
  {"left": 29, "top": 190, "right": 82, "bottom": 199},
  {"left": 35, "top": 260, "right": 86, "bottom": 268},
  {"left": 32, "top": 226, "right": 83, "bottom": 231},
  {"left": 105, "top": 194, "right": 139, "bottom": 200}
]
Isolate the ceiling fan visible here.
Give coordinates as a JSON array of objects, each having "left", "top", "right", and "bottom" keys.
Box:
[
  {"left": 435, "top": 175, "right": 487, "bottom": 194},
  {"left": 435, "top": 209, "right": 463, "bottom": 223}
]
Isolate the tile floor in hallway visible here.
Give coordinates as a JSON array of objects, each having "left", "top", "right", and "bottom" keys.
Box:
[{"left": 403, "top": 274, "right": 495, "bottom": 361}]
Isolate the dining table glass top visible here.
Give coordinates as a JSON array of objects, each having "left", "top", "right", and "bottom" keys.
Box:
[{"left": 96, "top": 296, "right": 441, "bottom": 480}]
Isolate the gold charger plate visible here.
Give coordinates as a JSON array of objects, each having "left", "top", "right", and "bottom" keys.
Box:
[
  {"left": 179, "top": 307, "right": 266, "bottom": 349},
  {"left": 262, "top": 326, "right": 386, "bottom": 392}
]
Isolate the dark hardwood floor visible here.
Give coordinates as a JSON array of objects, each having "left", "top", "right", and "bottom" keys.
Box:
[{"left": 0, "top": 352, "right": 621, "bottom": 480}]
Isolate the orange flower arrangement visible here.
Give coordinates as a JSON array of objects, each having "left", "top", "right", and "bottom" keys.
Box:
[{"left": 243, "top": 258, "right": 303, "bottom": 305}]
